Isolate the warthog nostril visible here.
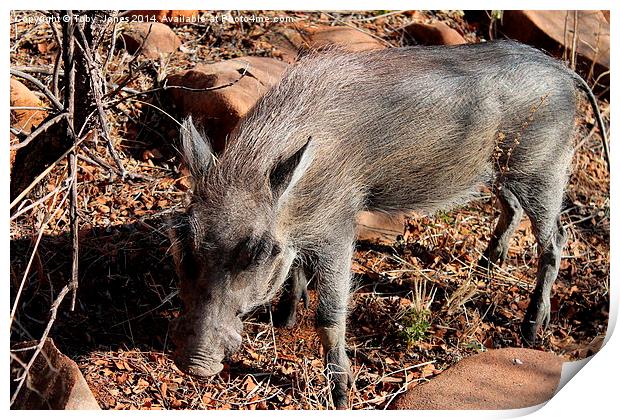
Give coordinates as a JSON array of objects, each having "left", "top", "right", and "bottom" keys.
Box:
[{"left": 173, "top": 349, "right": 225, "bottom": 379}]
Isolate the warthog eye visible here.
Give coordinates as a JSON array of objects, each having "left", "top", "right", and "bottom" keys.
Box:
[
  {"left": 271, "top": 243, "right": 281, "bottom": 257},
  {"left": 233, "top": 235, "right": 276, "bottom": 270}
]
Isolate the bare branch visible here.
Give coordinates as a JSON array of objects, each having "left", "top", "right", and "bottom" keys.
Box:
[
  {"left": 48, "top": 19, "right": 63, "bottom": 98},
  {"left": 104, "top": 65, "right": 250, "bottom": 108},
  {"left": 9, "top": 134, "right": 89, "bottom": 210},
  {"left": 10, "top": 65, "right": 55, "bottom": 74},
  {"left": 74, "top": 21, "right": 127, "bottom": 178},
  {"left": 10, "top": 69, "right": 64, "bottom": 111},
  {"left": 68, "top": 151, "right": 79, "bottom": 310},
  {"left": 10, "top": 106, "right": 54, "bottom": 111},
  {"left": 59, "top": 10, "right": 81, "bottom": 310},
  {"left": 10, "top": 184, "right": 70, "bottom": 330},
  {"left": 10, "top": 284, "right": 74, "bottom": 406},
  {"left": 79, "top": 143, "right": 154, "bottom": 182},
  {"left": 10, "top": 181, "right": 70, "bottom": 221},
  {"left": 11, "top": 127, "right": 28, "bottom": 138},
  {"left": 570, "top": 11, "right": 579, "bottom": 70},
  {"left": 10, "top": 112, "right": 68, "bottom": 151},
  {"left": 324, "top": 12, "right": 394, "bottom": 48},
  {"left": 127, "top": 21, "right": 154, "bottom": 60},
  {"left": 102, "top": 12, "right": 120, "bottom": 84}
]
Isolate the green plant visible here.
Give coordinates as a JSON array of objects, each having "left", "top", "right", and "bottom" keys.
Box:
[
  {"left": 399, "top": 306, "right": 432, "bottom": 346},
  {"left": 397, "top": 278, "right": 436, "bottom": 346},
  {"left": 436, "top": 210, "right": 454, "bottom": 225}
]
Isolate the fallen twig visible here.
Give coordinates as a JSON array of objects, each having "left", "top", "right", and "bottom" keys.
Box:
[
  {"left": 10, "top": 284, "right": 74, "bottom": 406},
  {"left": 324, "top": 12, "right": 394, "bottom": 48},
  {"left": 345, "top": 10, "right": 409, "bottom": 22}
]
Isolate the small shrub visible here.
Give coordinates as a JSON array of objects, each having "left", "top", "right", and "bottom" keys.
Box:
[
  {"left": 397, "top": 278, "right": 436, "bottom": 346},
  {"left": 398, "top": 306, "right": 432, "bottom": 346}
]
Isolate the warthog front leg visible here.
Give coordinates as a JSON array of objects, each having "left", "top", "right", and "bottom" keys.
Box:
[
  {"left": 318, "top": 324, "right": 352, "bottom": 409},
  {"left": 315, "top": 241, "right": 354, "bottom": 409}
]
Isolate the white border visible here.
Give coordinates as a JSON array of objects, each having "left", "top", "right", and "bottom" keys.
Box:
[{"left": 3, "top": 1, "right": 617, "bottom": 418}]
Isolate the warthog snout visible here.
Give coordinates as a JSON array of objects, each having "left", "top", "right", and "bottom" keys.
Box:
[{"left": 171, "top": 312, "right": 243, "bottom": 378}]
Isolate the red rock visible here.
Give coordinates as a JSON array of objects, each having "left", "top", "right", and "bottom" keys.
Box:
[
  {"left": 601, "top": 10, "right": 609, "bottom": 23},
  {"left": 120, "top": 22, "right": 181, "bottom": 59},
  {"left": 165, "top": 57, "right": 288, "bottom": 152},
  {"left": 10, "top": 78, "right": 46, "bottom": 134},
  {"left": 10, "top": 78, "right": 47, "bottom": 170},
  {"left": 126, "top": 10, "right": 200, "bottom": 26},
  {"left": 404, "top": 21, "right": 467, "bottom": 46},
  {"left": 356, "top": 211, "right": 408, "bottom": 243},
  {"left": 392, "top": 348, "right": 563, "bottom": 409},
  {"left": 270, "top": 23, "right": 386, "bottom": 63},
  {"left": 10, "top": 338, "right": 100, "bottom": 410},
  {"left": 500, "top": 11, "right": 609, "bottom": 83}
]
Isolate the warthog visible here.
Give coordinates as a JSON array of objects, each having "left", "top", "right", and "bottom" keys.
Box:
[{"left": 168, "top": 40, "right": 607, "bottom": 408}]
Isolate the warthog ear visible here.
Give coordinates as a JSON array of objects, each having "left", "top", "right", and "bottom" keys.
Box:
[
  {"left": 180, "top": 117, "right": 214, "bottom": 179},
  {"left": 269, "top": 136, "right": 314, "bottom": 201}
]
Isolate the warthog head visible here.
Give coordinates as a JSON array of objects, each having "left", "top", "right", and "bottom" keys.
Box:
[{"left": 169, "top": 118, "right": 313, "bottom": 377}]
